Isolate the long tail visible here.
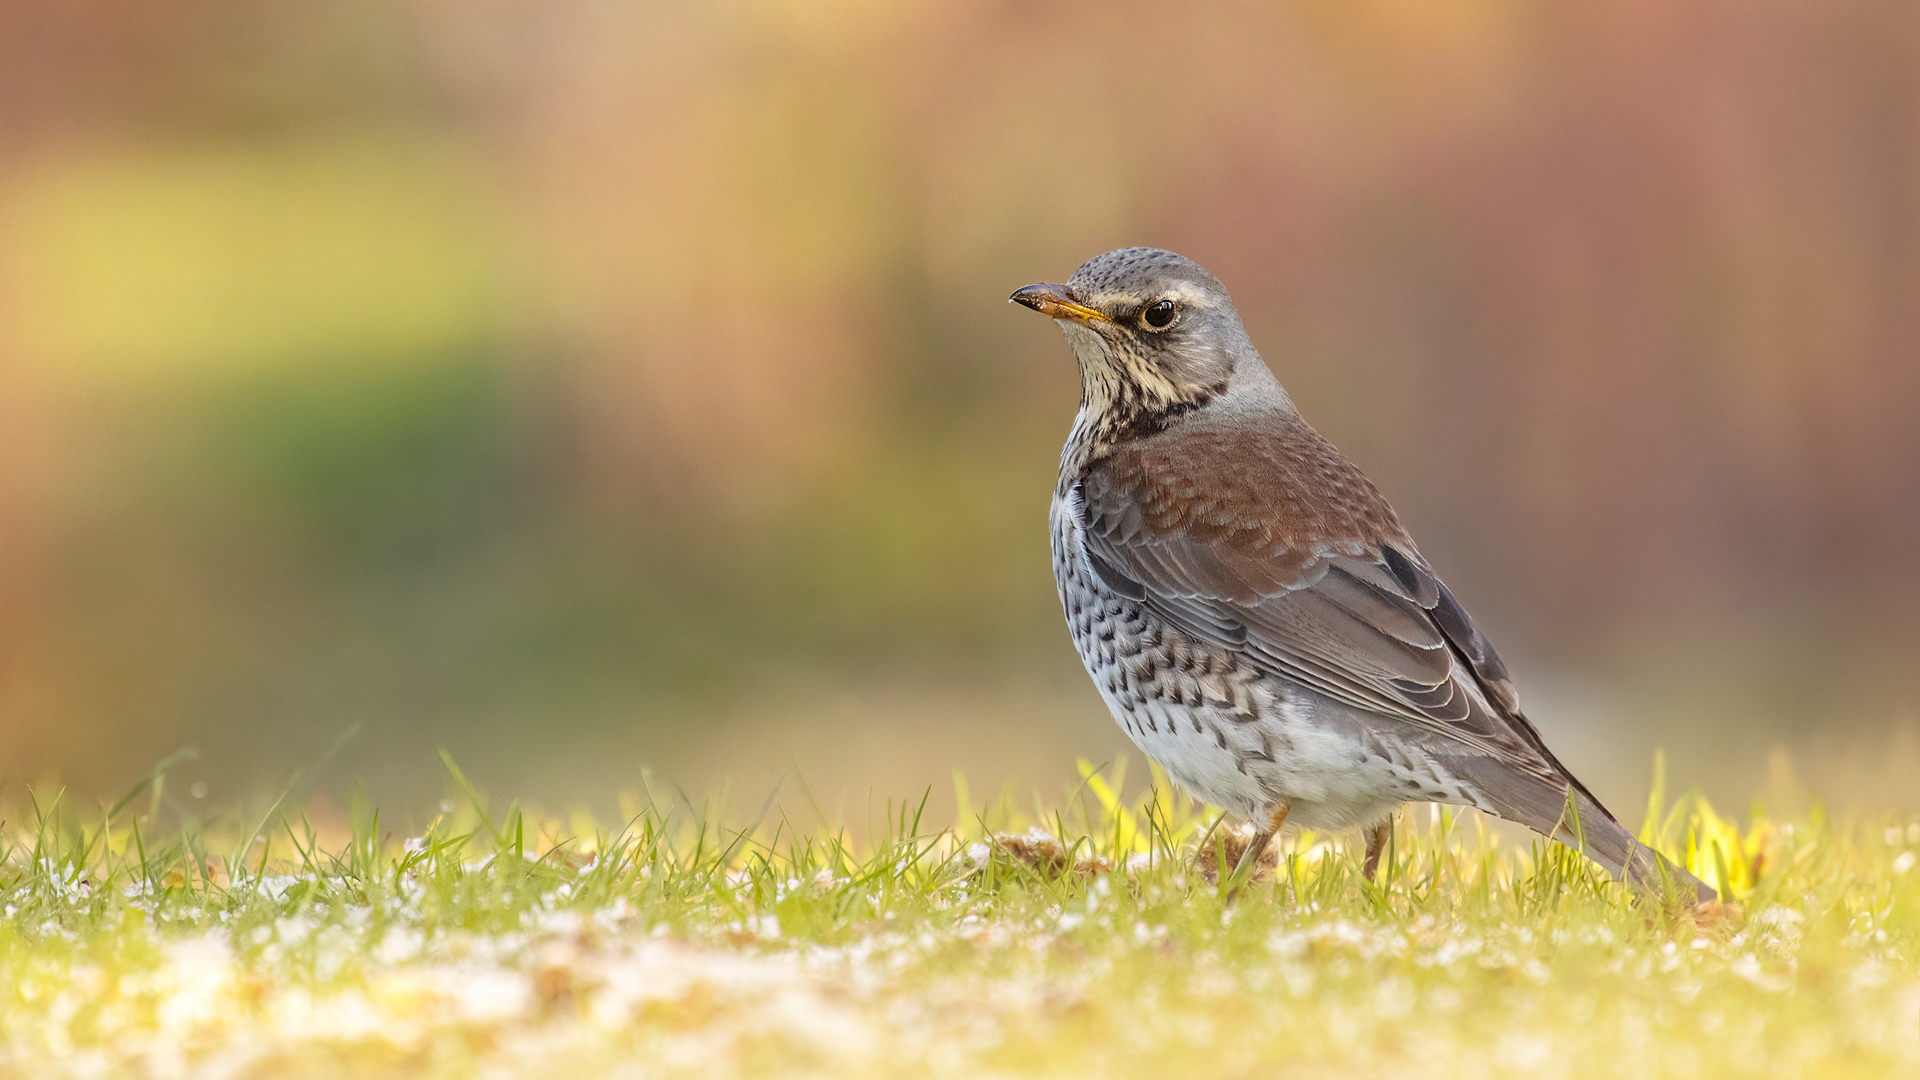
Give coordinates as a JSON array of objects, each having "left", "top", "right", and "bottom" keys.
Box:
[
  {"left": 1559, "top": 788, "right": 1717, "bottom": 903},
  {"left": 1453, "top": 760, "right": 1717, "bottom": 903}
]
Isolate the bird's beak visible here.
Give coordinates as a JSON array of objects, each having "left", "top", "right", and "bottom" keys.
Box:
[{"left": 1009, "top": 283, "right": 1109, "bottom": 325}]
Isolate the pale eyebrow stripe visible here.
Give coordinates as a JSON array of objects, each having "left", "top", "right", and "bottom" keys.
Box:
[
  {"left": 1164, "top": 284, "right": 1217, "bottom": 307},
  {"left": 1087, "top": 284, "right": 1219, "bottom": 313}
]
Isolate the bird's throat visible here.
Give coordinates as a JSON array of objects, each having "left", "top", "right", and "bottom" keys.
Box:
[{"left": 1063, "top": 368, "right": 1224, "bottom": 477}]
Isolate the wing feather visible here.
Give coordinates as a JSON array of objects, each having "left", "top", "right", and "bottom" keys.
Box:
[{"left": 1073, "top": 432, "right": 1567, "bottom": 780}]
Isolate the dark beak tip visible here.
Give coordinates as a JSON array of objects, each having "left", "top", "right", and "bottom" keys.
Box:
[{"left": 1009, "top": 282, "right": 1061, "bottom": 312}]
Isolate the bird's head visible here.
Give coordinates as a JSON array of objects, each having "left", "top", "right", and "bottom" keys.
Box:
[{"left": 1011, "top": 247, "right": 1274, "bottom": 423}]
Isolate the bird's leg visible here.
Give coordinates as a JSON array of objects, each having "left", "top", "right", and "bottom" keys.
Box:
[
  {"left": 1224, "top": 799, "right": 1290, "bottom": 900},
  {"left": 1363, "top": 819, "right": 1392, "bottom": 881}
]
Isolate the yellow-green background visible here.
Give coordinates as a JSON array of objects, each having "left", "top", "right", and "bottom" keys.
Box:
[{"left": 2, "top": 1, "right": 1916, "bottom": 818}]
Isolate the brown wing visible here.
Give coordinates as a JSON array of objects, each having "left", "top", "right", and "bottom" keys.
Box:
[{"left": 1074, "top": 419, "right": 1570, "bottom": 784}]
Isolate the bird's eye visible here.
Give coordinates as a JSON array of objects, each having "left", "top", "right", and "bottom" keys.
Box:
[{"left": 1140, "top": 299, "right": 1178, "bottom": 330}]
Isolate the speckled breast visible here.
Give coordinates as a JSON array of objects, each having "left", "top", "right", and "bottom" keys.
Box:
[{"left": 1048, "top": 490, "right": 1277, "bottom": 820}]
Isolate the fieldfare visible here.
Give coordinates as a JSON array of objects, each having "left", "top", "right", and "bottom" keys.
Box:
[{"left": 1012, "top": 247, "right": 1713, "bottom": 902}]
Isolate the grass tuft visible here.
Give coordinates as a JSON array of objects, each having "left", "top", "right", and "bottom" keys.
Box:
[{"left": 2, "top": 755, "right": 1917, "bottom": 1078}]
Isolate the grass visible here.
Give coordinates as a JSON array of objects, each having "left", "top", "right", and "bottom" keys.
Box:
[{"left": 2, "top": 754, "right": 1917, "bottom": 1080}]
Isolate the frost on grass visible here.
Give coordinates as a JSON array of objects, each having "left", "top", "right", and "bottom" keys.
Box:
[{"left": 2, "top": 767, "right": 1919, "bottom": 1080}]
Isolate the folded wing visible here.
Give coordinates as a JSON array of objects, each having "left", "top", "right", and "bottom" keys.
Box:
[{"left": 1074, "top": 421, "right": 1575, "bottom": 789}]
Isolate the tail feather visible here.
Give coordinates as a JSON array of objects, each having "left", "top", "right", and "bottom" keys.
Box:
[
  {"left": 1452, "top": 759, "right": 1717, "bottom": 903},
  {"left": 1563, "top": 789, "right": 1716, "bottom": 904}
]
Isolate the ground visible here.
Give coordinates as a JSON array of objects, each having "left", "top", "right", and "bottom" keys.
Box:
[{"left": 2, "top": 758, "right": 1917, "bottom": 1079}]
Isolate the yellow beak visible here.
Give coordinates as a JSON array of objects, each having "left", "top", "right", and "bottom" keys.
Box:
[{"left": 1009, "top": 283, "right": 1110, "bottom": 324}]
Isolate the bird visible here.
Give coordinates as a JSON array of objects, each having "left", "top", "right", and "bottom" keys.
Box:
[{"left": 1011, "top": 246, "right": 1714, "bottom": 902}]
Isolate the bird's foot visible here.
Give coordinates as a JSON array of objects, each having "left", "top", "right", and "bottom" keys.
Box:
[
  {"left": 1220, "top": 800, "right": 1290, "bottom": 902},
  {"left": 1362, "top": 819, "right": 1392, "bottom": 881}
]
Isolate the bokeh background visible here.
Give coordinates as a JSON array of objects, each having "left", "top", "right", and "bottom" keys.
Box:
[{"left": 3, "top": 1, "right": 1917, "bottom": 820}]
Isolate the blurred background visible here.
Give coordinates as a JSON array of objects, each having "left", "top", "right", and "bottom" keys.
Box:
[{"left": 2, "top": 1, "right": 1916, "bottom": 822}]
